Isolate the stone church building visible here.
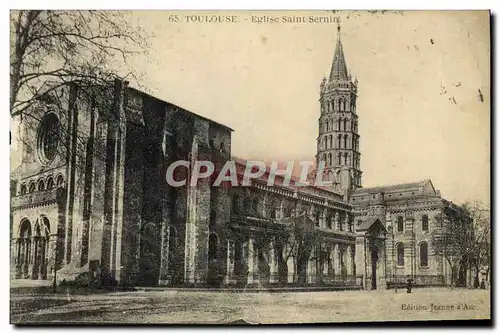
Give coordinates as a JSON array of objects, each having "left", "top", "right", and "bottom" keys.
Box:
[{"left": 10, "top": 27, "right": 469, "bottom": 289}]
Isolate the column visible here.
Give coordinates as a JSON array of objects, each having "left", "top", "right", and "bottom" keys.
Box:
[
  {"left": 29, "top": 236, "right": 36, "bottom": 279},
  {"left": 285, "top": 243, "right": 295, "bottom": 283},
  {"left": 378, "top": 243, "right": 387, "bottom": 289},
  {"left": 346, "top": 245, "right": 353, "bottom": 276},
  {"left": 224, "top": 240, "right": 236, "bottom": 285},
  {"left": 12, "top": 239, "right": 21, "bottom": 279},
  {"left": 355, "top": 234, "right": 367, "bottom": 289},
  {"left": 47, "top": 234, "right": 57, "bottom": 280},
  {"left": 334, "top": 244, "right": 340, "bottom": 280},
  {"left": 247, "top": 237, "right": 256, "bottom": 285},
  {"left": 158, "top": 224, "right": 171, "bottom": 286},
  {"left": 269, "top": 238, "right": 278, "bottom": 283},
  {"left": 19, "top": 238, "right": 27, "bottom": 278},
  {"left": 38, "top": 237, "right": 46, "bottom": 280},
  {"left": 307, "top": 246, "right": 317, "bottom": 284},
  {"left": 328, "top": 246, "right": 334, "bottom": 283}
]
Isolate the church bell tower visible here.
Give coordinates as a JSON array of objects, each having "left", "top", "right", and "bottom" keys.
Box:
[{"left": 316, "top": 25, "right": 362, "bottom": 190}]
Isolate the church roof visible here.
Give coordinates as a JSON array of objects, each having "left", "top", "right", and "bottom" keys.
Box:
[
  {"left": 353, "top": 179, "right": 436, "bottom": 195},
  {"left": 357, "top": 217, "right": 387, "bottom": 233},
  {"left": 329, "top": 26, "right": 349, "bottom": 82}
]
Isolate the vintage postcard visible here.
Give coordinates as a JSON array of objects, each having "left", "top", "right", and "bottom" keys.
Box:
[{"left": 9, "top": 10, "right": 490, "bottom": 324}]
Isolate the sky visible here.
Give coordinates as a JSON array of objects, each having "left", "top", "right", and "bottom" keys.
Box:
[{"left": 11, "top": 10, "right": 491, "bottom": 206}]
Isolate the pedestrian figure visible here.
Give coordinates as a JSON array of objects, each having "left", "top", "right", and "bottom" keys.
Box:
[
  {"left": 406, "top": 279, "right": 413, "bottom": 293},
  {"left": 480, "top": 279, "right": 486, "bottom": 290}
]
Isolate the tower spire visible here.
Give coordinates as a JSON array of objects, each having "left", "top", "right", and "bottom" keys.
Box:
[{"left": 329, "top": 24, "right": 348, "bottom": 81}]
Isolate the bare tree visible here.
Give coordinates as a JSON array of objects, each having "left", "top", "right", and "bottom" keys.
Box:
[
  {"left": 10, "top": 10, "right": 149, "bottom": 117},
  {"left": 431, "top": 210, "right": 471, "bottom": 287},
  {"left": 462, "top": 201, "right": 491, "bottom": 287},
  {"left": 431, "top": 201, "right": 490, "bottom": 287}
]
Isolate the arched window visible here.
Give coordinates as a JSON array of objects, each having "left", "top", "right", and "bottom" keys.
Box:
[
  {"left": 37, "top": 179, "right": 45, "bottom": 191},
  {"left": 38, "top": 113, "right": 60, "bottom": 163},
  {"left": 20, "top": 184, "right": 27, "bottom": 195},
  {"left": 339, "top": 99, "right": 344, "bottom": 111},
  {"left": 343, "top": 134, "right": 348, "bottom": 149},
  {"left": 232, "top": 195, "right": 240, "bottom": 213},
  {"left": 422, "top": 215, "right": 429, "bottom": 231},
  {"left": 46, "top": 177, "right": 54, "bottom": 190},
  {"left": 28, "top": 182, "right": 36, "bottom": 193},
  {"left": 142, "top": 223, "right": 157, "bottom": 254},
  {"left": 337, "top": 134, "right": 342, "bottom": 148},
  {"left": 337, "top": 118, "right": 341, "bottom": 131},
  {"left": 397, "top": 243, "right": 405, "bottom": 266},
  {"left": 345, "top": 153, "right": 349, "bottom": 166},
  {"left": 56, "top": 175, "right": 64, "bottom": 188},
  {"left": 328, "top": 153, "right": 332, "bottom": 166},
  {"left": 397, "top": 216, "right": 404, "bottom": 232},
  {"left": 329, "top": 135, "right": 333, "bottom": 149},
  {"left": 270, "top": 204, "right": 276, "bottom": 219},
  {"left": 208, "top": 233, "right": 219, "bottom": 260},
  {"left": 323, "top": 136, "right": 327, "bottom": 149},
  {"left": 252, "top": 198, "right": 259, "bottom": 214},
  {"left": 210, "top": 209, "right": 217, "bottom": 228},
  {"left": 419, "top": 242, "right": 428, "bottom": 267},
  {"left": 323, "top": 154, "right": 327, "bottom": 164},
  {"left": 219, "top": 143, "right": 225, "bottom": 154},
  {"left": 343, "top": 119, "right": 347, "bottom": 131}
]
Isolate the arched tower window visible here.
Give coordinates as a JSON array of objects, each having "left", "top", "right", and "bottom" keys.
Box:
[
  {"left": 28, "top": 182, "right": 36, "bottom": 193},
  {"left": 419, "top": 242, "right": 428, "bottom": 267},
  {"left": 397, "top": 243, "right": 404, "bottom": 266},
  {"left": 422, "top": 215, "right": 429, "bottom": 231},
  {"left": 323, "top": 154, "right": 327, "bottom": 164},
  {"left": 343, "top": 134, "right": 348, "bottom": 149},
  {"left": 343, "top": 119, "right": 347, "bottom": 131},
  {"left": 344, "top": 152, "right": 348, "bottom": 165},
  {"left": 337, "top": 134, "right": 342, "bottom": 148},
  {"left": 323, "top": 136, "right": 327, "bottom": 149},
  {"left": 328, "top": 153, "right": 332, "bottom": 166},
  {"left": 329, "top": 135, "right": 333, "bottom": 149},
  {"left": 20, "top": 184, "right": 27, "bottom": 195},
  {"left": 338, "top": 153, "right": 342, "bottom": 165},
  {"left": 339, "top": 99, "right": 344, "bottom": 111},
  {"left": 397, "top": 216, "right": 404, "bottom": 232},
  {"left": 337, "top": 118, "right": 341, "bottom": 131}
]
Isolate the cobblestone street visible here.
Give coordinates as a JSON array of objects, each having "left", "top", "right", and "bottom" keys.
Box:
[{"left": 10, "top": 288, "right": 490, "bottom": 324}]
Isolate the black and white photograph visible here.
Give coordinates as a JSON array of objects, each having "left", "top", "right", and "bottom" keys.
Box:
[{"left": 8, "top": 9, "right": 491, "bottom": 324}]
